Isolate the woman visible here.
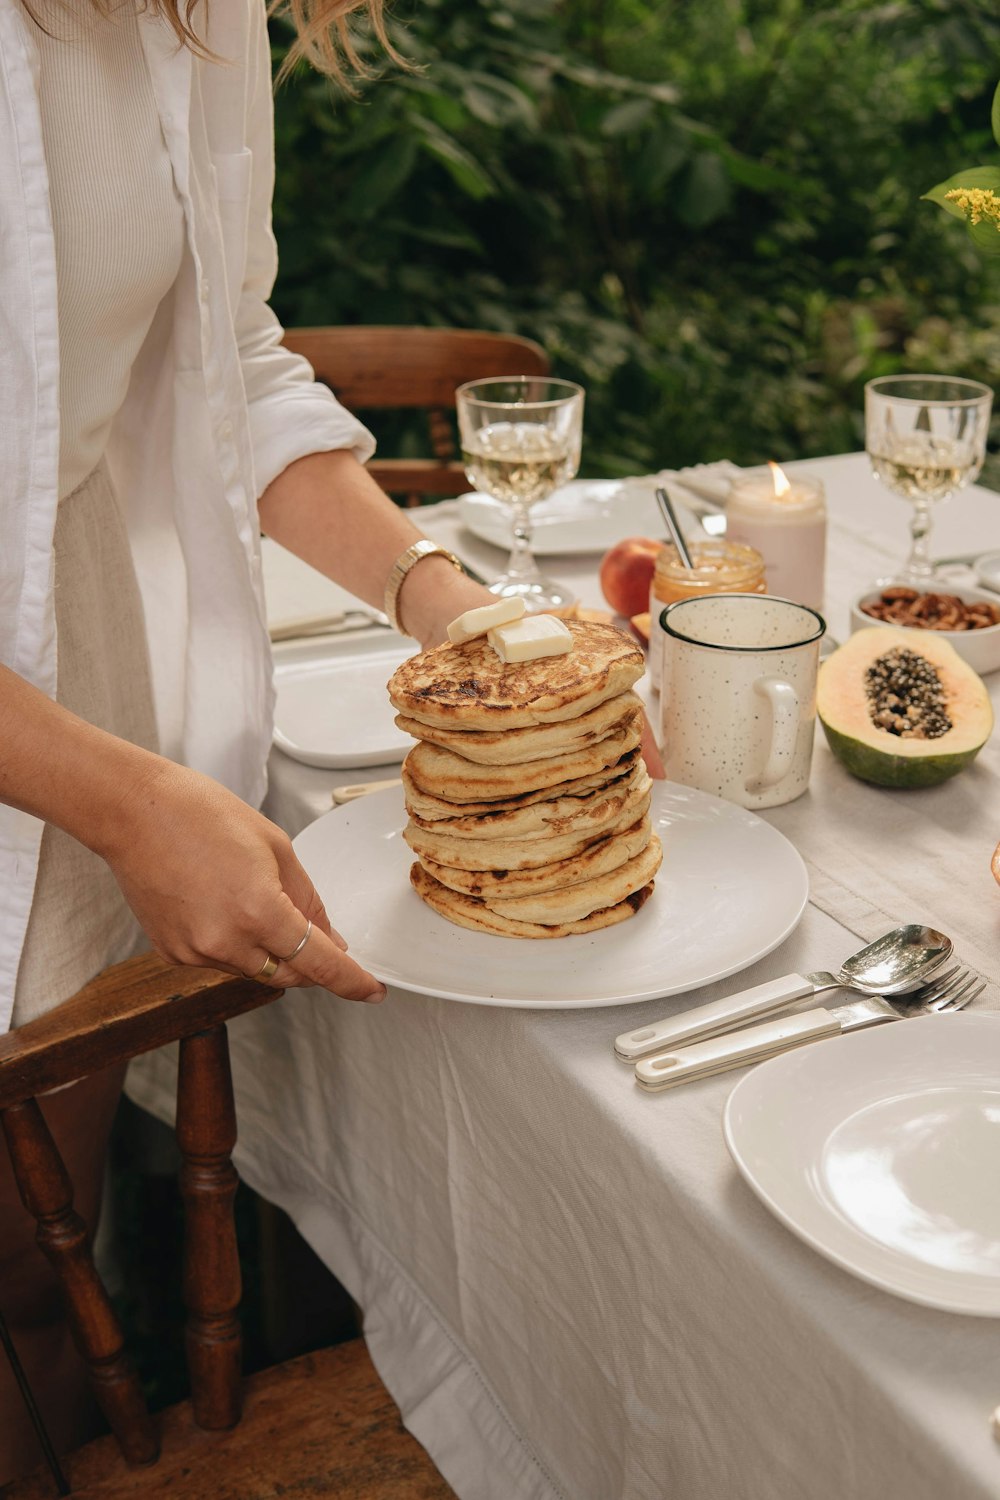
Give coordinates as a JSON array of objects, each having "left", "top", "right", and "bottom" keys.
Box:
[{"left": 0, "top": 0, "right": 493, "bottom": 1476}]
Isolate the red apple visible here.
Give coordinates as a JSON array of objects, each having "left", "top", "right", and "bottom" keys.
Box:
[{"left": 599, "top": 537, "right": 661, "bottom": 618}]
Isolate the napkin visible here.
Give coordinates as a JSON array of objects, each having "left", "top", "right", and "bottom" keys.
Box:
[{"left": 261, "top": 538, "right": 387, "bottom": 640}]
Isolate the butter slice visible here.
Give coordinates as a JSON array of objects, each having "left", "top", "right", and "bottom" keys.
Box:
[
  {"left": 487, "top": 614, "right": 573, "bottom": 664},
  {"left": 447, "top": 596, "right": 526, "bottom": 644}
]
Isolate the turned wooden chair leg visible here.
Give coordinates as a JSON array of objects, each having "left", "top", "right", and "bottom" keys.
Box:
[
  {"left": 176, "top": 1025, "right": 242, "bottom": 1431},
  {"left": 0, "top": 1100, "right": 158, "bottom": 1467}
]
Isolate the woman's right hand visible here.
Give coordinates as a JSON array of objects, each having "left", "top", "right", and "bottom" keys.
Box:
[
  {"left": 1, "top": 663, "right": 383, "bottom": 1000},
  {"left": 97, "top": 758, "right": 386, "bottom": 1002}
]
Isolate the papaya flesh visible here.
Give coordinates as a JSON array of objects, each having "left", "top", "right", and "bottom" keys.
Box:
[{"left": 817, "top": 627, "right": 993, "bottom": 788}]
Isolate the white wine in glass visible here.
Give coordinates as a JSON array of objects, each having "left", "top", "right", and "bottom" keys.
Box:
[
  {"left": 456, "top": 376, "right": 584, "bottom": 611},
  {"left": 864, "top": 374, "right": 993, "bottom": 584}
]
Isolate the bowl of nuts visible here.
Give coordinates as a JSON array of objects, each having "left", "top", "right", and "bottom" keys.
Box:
[{"left": 850, "top": 583, "right": 1000, "bottom": 675}]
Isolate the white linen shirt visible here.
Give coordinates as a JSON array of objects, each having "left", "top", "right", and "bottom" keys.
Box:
[{"left": 0, "top": 0, "right": 375, "bottom": 1030}]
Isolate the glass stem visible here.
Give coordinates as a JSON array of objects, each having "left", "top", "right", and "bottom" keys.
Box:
[
  {"left": 505, "top": 500, "right": 542, "bottom": 582},
  {"left": 904, "top": 499, "right": 935, "bottom": 582}
]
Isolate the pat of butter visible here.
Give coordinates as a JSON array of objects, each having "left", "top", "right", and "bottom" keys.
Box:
[
  {"left": 487, "top": 614, "right": 573, "bottom": 663},
  {"left": 447, "top": 596, "right": 526, "bottom": 644}
]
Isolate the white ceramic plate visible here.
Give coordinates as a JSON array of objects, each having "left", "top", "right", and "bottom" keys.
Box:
[
  {"left": 724, "top": 1013, "right": 1000, "bottom": 1315},
  {"left": 272, "top": 635, "right": 415, "bottom": 769},
  {"left": 292, "top": 781, "right": 809, "bottom": 1007},
  {"left": 458, "top": 476, "right": 676, "bottom": 556}
]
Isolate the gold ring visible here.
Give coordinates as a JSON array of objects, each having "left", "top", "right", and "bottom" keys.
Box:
[
  {"left": 248, "top": 953, "right": 279, "bottom": 982},
  {"left": 279, "top": 919, "right": 312, "bottom": 965}
]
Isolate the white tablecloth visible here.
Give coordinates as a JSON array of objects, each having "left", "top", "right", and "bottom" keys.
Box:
[{"left": 128, "top": 453, "right": 1000, "bottom": 1500}]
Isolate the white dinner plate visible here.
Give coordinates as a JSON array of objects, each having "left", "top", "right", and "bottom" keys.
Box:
[
  {"left": 272, "top": 635, "right": 415, "bottom": 769},
  {"left": 292, "top": 781, "right": 808, "bottom": 1007},
  {"left": 724, "top": 1013, "right": 1000, "bottom": 1315},
  {"left": 458, "top": 476, "right": 675, "bottom": 556}
]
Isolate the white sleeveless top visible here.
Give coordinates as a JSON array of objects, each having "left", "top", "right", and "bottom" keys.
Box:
[{"left": 34, "top": 0, "right": 185, "bottom": 500}]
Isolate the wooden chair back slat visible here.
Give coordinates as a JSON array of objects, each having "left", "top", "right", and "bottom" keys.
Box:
[
  {"left": 177, "top": 1027, "right": 243, "bottom": 1432},
  {"left": 1, "top": 1099, "right": 158, "bottom": 1467},
  {"left": 281, "top": 325, "right": 551, "bottom": 505},
  {"left": 282, "top": 325, "right": 549, "bottom": 411},
  {"left": 0, "top": 954, "right": 281, "bottom": 1110}
]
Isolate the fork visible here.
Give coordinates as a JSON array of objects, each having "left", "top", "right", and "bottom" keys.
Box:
[{"left": 634, "top": 969, "right": 984, "bottom": 1092}]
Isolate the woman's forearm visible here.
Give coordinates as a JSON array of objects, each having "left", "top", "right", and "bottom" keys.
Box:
[
  {"left": 0, "top": 664, "right": 162, "bottom": 857},
  {"left": 257, "top": 449, "right": 493, "bottom": 646}
]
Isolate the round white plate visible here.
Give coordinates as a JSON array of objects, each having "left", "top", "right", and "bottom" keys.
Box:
[
  {"left": 724, "top": 1013, "right": 1000, "bottom": 1315},
  {"left": 293, "top": 781, "right": 808, "bottom": 1007},
  {"left": 458, "top": 476, "right": 672, "bottom": 556},
  {"left": 272, "top": 638, "right": 414, "bottom": 769}
]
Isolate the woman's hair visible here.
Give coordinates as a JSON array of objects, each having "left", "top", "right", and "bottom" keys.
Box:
[
  {"left": 35, "top": 0, "right": 399, "bottom": 86},
  {"left": 269, "top": 0, "right": 400, "bottom": 85}
]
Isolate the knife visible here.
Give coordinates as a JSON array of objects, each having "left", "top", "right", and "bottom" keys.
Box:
[
  {"left": 634, "top": 994, "right": 923, "bottom": 1091},
  {"left": 614, "top": 971, "right": 850, "bottom": 1061},
  {"left": 269, "top": 608, "right": 390, "bottom": 641}
]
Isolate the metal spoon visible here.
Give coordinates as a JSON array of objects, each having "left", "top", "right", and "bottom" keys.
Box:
[
  {"left": 655, "top": 486, "right": 695, "bottom": 569},
  {"left": 615, "top": 924, "right": 954, "bottom": 1060}
]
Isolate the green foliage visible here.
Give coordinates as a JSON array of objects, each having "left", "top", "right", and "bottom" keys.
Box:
[{"left": 268, "top": 0, "right": 1000, "bottom": 481}]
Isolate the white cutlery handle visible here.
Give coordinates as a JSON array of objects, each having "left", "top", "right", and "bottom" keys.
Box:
[
  {"left": 331, "top": 778, "right": 402, "bottom": 805},
  {"left": 634, "top": 1007, "right": 844, "bottom": 1091},
  {"left": 614, "top": 973, "right": 818, "bottom": 1060}
]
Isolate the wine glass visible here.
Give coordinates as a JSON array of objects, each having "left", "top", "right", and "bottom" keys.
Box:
[
  {"left": 864, "top": 374, "right": 993, "bottom": 584},
  {"left": 456, "top": 375, "right": 585, "bottom": 611}
]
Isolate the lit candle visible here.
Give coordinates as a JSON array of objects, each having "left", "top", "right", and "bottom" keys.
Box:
[{"left": 725, "top": 463, "right": 827, "bottom": 612}]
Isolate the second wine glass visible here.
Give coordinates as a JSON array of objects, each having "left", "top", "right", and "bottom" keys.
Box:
[
  {"left": 456, "top": 376, "right": 584, "bottom": 611},
  {"left": 864, "top": 374, "right": 993, "bottom": 584}
]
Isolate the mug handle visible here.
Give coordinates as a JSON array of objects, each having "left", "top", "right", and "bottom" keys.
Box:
[{"left": 747, "top": 676, "right": 799, "bottom": 791}]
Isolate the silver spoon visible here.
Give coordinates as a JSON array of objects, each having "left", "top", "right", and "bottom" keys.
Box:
[
  {"left": 655, "top": 486, "right": 695, "bottom": 569},
  {"left": 615, "top": 924, "right": 954, "bottom": 1060}
]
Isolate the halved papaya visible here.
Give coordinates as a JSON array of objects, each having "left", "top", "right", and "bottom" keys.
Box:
[{"left": 817, "top": 627, "right": 993, "bottom": 788}]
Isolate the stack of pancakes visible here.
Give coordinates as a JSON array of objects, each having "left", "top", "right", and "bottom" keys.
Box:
[{"left": 387, "top": 619, "right": 662, "bottom": 938}]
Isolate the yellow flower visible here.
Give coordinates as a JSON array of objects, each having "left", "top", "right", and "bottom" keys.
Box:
[{"left": 944, "top": 187, "right": 1000, "bottom": 230}]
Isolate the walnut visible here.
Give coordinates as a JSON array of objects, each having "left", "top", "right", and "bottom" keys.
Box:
[{"left": 860, "top": 589, "right": 1000, "bottom": 632}]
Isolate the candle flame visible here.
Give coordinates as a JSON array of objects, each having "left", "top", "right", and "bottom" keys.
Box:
[{"left": 768, "top": 461, "right": 791, "bottom": 497}]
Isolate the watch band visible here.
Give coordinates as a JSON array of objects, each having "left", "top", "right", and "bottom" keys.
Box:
[{"left": 384, "top": 540, "right": 465, "bottom": 636}]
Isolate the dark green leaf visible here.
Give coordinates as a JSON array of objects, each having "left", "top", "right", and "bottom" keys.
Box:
[
  {"left": 342, "top": 134, "right": 419, "bottom": 221},
  {"left": 673, "top": 152, "right": 732, "bottom": 228},
  {"left": 415, "top": 118, "right": 497, "bottom": 199},
  {"left": 601, "top": 98, "right": 655, "bottom": 137}
]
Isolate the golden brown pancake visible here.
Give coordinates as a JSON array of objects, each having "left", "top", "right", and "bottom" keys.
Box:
[
  {"left": 475, "top": 836, "right": 661, "bottom": 923},
  {"left": 403, "top": 719, "right": 642, "bottom": 803},
  {"left": 404, "top": 793, "right": 650, "bottom": 872},
  {"left": 410, "top": 863, "right": 656, "bottom": 938},
  {"left": 418, "top": 814, "right": 654, "bottom": 898},
  {"left": 401, "top": 749, "right": 643, "bottom": 822},
  {"left": 408, "top": 765, "right": 652, "bottom": 844},
  {"left": 388, "top": 619, "right": 644, "bottom": 730},
  {"left": 394, "top": 693, "right": 642, "bottom": 766}
]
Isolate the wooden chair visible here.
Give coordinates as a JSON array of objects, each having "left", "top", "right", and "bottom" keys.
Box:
[
  {"left": 282, "top": 325, "right": 550, "bottom": 504},
  {"left": 0, "top": 955, "right": 456, "bottom": 1499}
]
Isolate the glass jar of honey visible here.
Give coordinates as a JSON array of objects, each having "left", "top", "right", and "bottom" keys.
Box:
[{"left": 648, "top": 539, "right": 767, "bottom": 689}]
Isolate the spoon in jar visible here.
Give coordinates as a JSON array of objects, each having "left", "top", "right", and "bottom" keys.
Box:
[
  {"left": 655, "top": 486, "right": 695, "bottom": 568},
  {"left": 615, "top": 924, "right": 954, "bottom": 1060}
]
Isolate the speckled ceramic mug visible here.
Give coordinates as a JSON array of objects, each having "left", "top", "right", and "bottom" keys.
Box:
[{"left": 659, "top": 594, "right": 826, "bottom": 809}]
